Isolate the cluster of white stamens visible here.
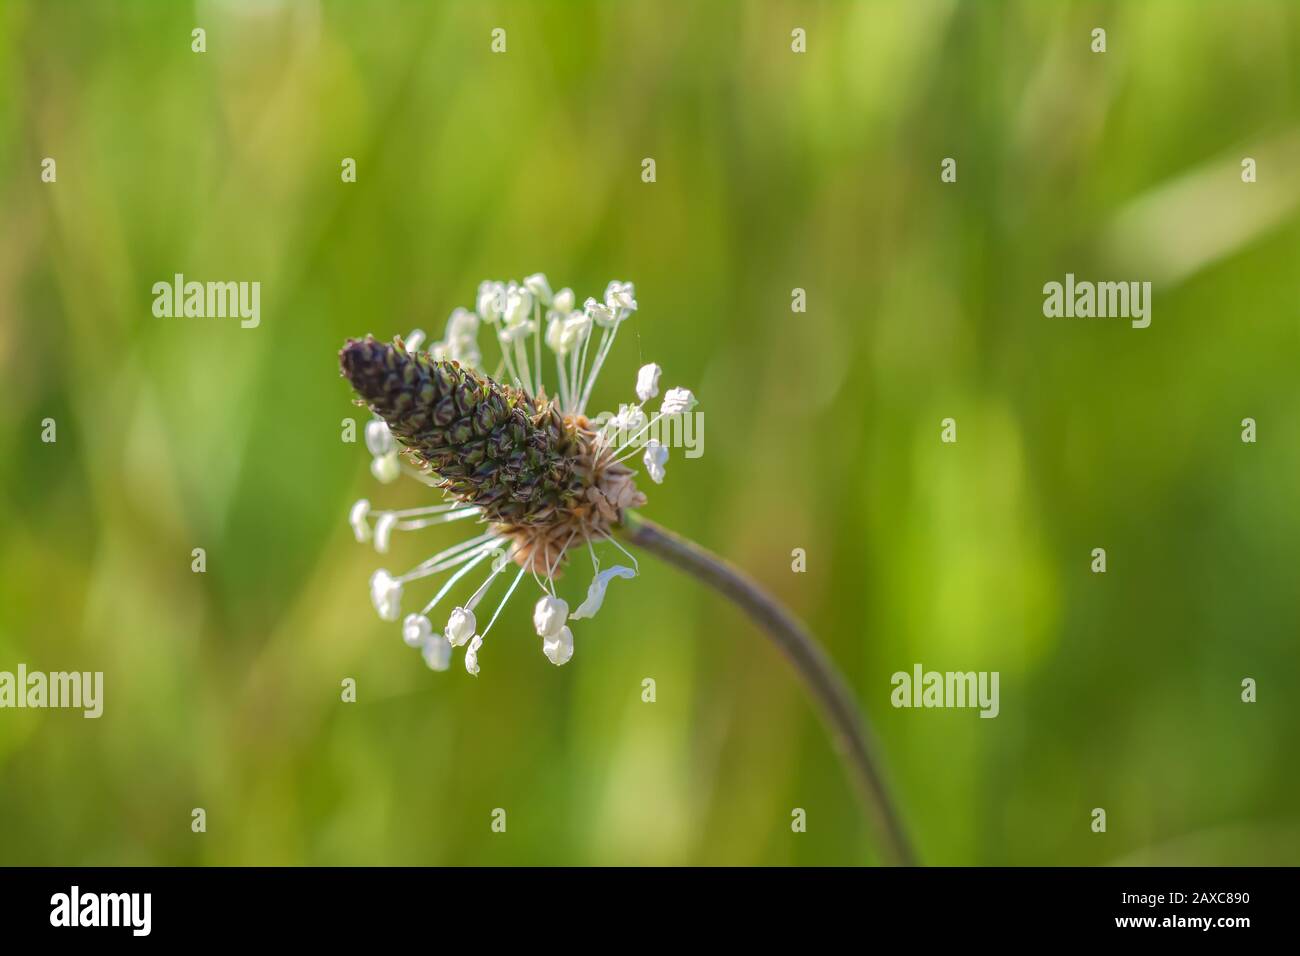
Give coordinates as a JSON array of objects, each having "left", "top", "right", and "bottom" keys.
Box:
[{"left": 347, "top": 275, "right": 698, "bottom": 676}]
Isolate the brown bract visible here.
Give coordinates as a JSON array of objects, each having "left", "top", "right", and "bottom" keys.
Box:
[{"left": 492, "top": 415, "right": 647, "bottom": 575}]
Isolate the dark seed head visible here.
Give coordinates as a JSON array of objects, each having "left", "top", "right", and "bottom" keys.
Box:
[{"left": 340, "top": 335, "right": 582, "bottom": 526}]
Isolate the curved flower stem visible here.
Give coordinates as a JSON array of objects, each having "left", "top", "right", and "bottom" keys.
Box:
[{"left": 616, "top": 511, "right": 917, "bottom": 867}]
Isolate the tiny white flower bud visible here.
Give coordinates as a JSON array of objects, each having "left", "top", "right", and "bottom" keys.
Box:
[
  {"left": 660, "top": 387, "right": 697, "bottom": 416},
  {"left": 448, "top": 337, "right": 481, "bottom": 368},
  {"left": 369, "top": 569, "right": 403, "bottom": 622},
  {"left": 445, "top": 606, "right": 477, "bottom": 647},
  {"left": 643, "top": 439, "right": 668, "bottom": 484},
  {"left": 404, "top": 328, "right": 426, "bottom": 353},
  {"left": 545, "top": 316, "right": 568, "bottom": 355},
  {"left": 477, "top": 280, "right": 505, "bottom": 321},
  {"left": 445, "top": 307, "right": 479, "bottom": 340},
  {"left": 532, "top": 594, "right": 569, "bottom": 638},
  {"left": 523, "top": 273, "right": 553, "bottom": 305},
  {"left": 365, "top": 420, "right": 395, "bottom": 457},
  {"left": 584, "top": 296, "right": 617, "bottom": 327},
  {"left": 605, "top": 280, "right": 637, "bottom": 314},
  {"left": 370, "top": 450, "right": 401, "bottom": 484},
  {"left": 613, "top": 403, "right": 647, "bottom": 433},
  {"left": 552, "top": 288, "right": 575, "bottom": 315},
  {"left": 439, "top": 308, "right": 483, "bottom": 368},
  {"left": 373, "top": 512, "right": 398, "bottom": 553},
  {"left": 403, "top": 613, "right": 432, "bottom": 648},
  {"left": 422, "top": 634, "right": 452, "bottom": 671},
  {"left": 562, "top": 313, "right": 590, "bottom": 349},
  {"left": 635, "top": 363, "right": 662, "bottom": 401},
  {"left": 497, "top": 320, "right": 535, "bottom": 344},
  {"left": 464, "top": 634, "right": 483, "bottom": 676},
  {"left": 504, "top": 286, "right": 533, "bottom": 326},
  {"left": 349, "top": 499, "right": 371, "bottom": 543}
]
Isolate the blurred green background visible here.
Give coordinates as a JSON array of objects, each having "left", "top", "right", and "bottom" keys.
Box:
[{"left": 1, "top": 0, "right": 1298, "bottom": 866}]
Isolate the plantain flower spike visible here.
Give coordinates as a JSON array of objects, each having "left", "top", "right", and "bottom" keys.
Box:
[{"left": 340, "top": 276, "right": 697, "bottom": 675}]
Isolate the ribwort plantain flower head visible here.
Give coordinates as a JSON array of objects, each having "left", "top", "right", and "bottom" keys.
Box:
[{"left": 340, "top": 275, "right": 697, "bottom": 676}]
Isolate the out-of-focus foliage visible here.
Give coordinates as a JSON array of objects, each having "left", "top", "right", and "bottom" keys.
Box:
[{"left": 0, "top": 0, "right": 1297, "bottom": 865}]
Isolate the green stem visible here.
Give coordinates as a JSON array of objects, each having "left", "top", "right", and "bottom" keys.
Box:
[{"left": 616, "top": 511, "right": 917, "bottom": 866}]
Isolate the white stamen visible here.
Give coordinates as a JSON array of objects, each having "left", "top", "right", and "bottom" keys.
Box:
[
  {"left": 542, "top": 625, "right": 574, "bottom": 666},
  {"left": 396, "top": 507, "right": 482, "bottom": 531},
  {"left": 533, "top": 297, "right": 543, "bottom": 396},
  {"left": 371, "top": 451, "right": 401, "bottom": 484},
  {"left": 570, "top": 565, "right": 636, "bottom": 620},
  {"left": 380, "top": 502, "right": 472, "bottom": 519},
  {"left": 464, "top": 634, "right": 484, "bottom": 676},
  {"left": 402, "top": 613, "right": 433, "bottom": 648},
  {"left": 546, "top": 529, "right": 577, "bottom": 596},
  {"left": 369, "top": 569, "right": 404, "bottom": 622},
  {"left": 444, "top": 606, "right": 477, "bottom": 647},
  {"left": 584, "top": 296, "right": 616, "bottom": 327},
  {"left": 374, "top": 513, "right": 398, "bottom": 553},
  {"left": 523, "top": 273, "right": 553, "bottom": 305},
  {"left": 570, "top": 319, "right": 598, "bottom": 414},
  {"left": 478, "top": 563, "right": 529, "bottom": 640},
  {"left": 401, "top": 465, "right": 441, "bottom": 486},
  {"left": 643, "top": 440, "right": 668, "bottom": 484},
  {"left": 609, "top": 411, "right": 667, "bottom": 461},
  {"left": 660, "top": 387, "right": 697, "bottom": 415},
  {"left": 636, "top": 363, "right": 662, "bottom": 402},
  {"left": 401, "top": 530, "right": 499, "bottom": 581},
  {"left": 598, "top": 529, "right": 641, "bottom": 574},
  {"left": 349, "top": 499, "right": 371, "bottom": 543},
  {"left": 604, "top": 280, "right": 637, "bottom": 315},
  {"left": 578, "top": 322, "right": 622, "bottom": 413},
  {"left": 365, "top": 420, "right": 396, "bottom": 457},
  {"left": 422, "top": 635, "right": 452, "bottom": 671},
  {"left": 503, "top": 285, "right": 533, "bottom": 326},
  {"left": 420, "top": 543, "right": 500, "bottom": 615},
  {"left": 464, "top": 547, "right": 514, "bottom": 612},
  {"left": 533, "top": 595, "right": 569, "bottom": 638}
]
